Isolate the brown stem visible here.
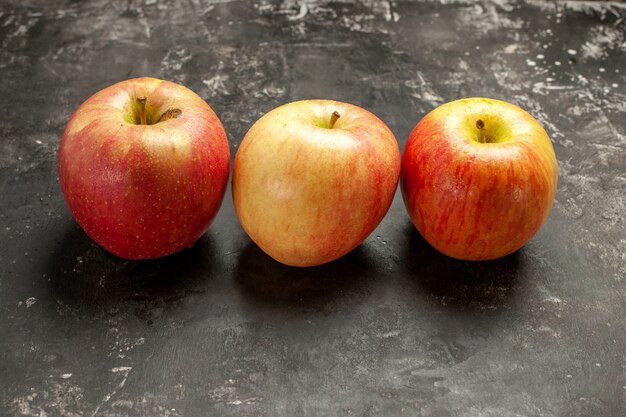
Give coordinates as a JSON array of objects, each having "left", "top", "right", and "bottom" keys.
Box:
[
  {"left": 330, "top": 111, "right": 341, "bottom": 129},
  {"left": 137, "top": 96, "right": 147, "bottom": 125},
  {"left": 476, "top": 119, "right": 485, "bottom": 143}
]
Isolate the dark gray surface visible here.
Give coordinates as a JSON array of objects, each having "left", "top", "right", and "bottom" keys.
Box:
[{"left": 1, "top": 0, "right": 625, "bottom": 416}]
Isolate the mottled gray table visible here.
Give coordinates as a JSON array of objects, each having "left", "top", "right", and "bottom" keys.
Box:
[{"left": 1, "top": 1, "right": 625, "bottom": 416}]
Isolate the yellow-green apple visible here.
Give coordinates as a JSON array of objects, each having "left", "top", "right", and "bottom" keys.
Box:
[
  {"left": 58, "top": 77, "right": 230, "bottom": 259},
  {"left": 232, "top": 100, "right": 401, "bottom": 267},
  {"left": 401, "top": 98, "right": 558, "bottom": 261}
]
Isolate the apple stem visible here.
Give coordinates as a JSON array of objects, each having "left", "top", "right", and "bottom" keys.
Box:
[
  {"left": 476, "top": 119, "right": 486, "bottom": 143},
  {"left": 330, "top": 111, "right": 341, "bottom": 129},
  {"left": 137, "top": 96, "right": 147, "bottom": 125}
]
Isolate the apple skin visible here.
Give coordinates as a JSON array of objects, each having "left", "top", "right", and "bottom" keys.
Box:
[
  {"left": 58, "top": 77, "right": 230, "bottom": 260},
  {"left": 232, "top": 100, "right": 401, "bottom": 267},
  {"left": 401, "top": 97, "right": 558, "bottom": 261}
]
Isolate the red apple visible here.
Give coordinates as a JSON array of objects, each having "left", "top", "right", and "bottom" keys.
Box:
[
  {"left": 401, "top": 97, "right": 558, "bottom": 260},
  {"left": 232, "top": 100, "right": 401, "bottom": 267},
  {"left": 58, "top": 77, "right": 230, "bottom": 259}
]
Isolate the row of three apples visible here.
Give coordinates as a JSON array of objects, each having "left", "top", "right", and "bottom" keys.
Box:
[{"left": 58, "top": 78, "right": 558, "bottom": 266}]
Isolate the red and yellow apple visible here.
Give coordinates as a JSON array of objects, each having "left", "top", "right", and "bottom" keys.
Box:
[
  {"left": 58, "top": 77, "right": 230, "bottom": 259},
  {"left": 401, "top": 97, "right": 558, "bottom": 260},
  {"left": 232, "top": 100, "right": 401, "bottom": 267}
]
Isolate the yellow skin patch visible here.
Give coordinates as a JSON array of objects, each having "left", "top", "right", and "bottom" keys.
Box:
[{"left": 64, "top": 78, "right": 197, "bottom": 162}]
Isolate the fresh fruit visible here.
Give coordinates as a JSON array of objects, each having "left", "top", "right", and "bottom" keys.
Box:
[
  {"left": 58, "top": 77, "right": 230, "bottom": 259},
  {"left": 401, "top": 97, "right": 558, "bottom": 260},
  {"left": 233, "top": 100, "right": 401, "bottom": 267}
]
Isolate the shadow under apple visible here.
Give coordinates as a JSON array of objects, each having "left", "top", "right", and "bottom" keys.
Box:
[
  {"left": 45, "top": 222, "right": 220, "bottom": 322},
  {"left": 401, "top": 222, "right": 522, "bottom": 312},
  {"left": 234, "top": 240, "right": 375, "bottom": 311}
]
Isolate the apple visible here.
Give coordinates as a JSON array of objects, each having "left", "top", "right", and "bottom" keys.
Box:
[
  {"left": 58, "top": 77, "right": 230, "bottom": 259},
  {"left": 401, "top": 97, "right": 558, "bottom": 261},
  {"left": 232, "top": 100, "right": 401, "bottom": 267}
]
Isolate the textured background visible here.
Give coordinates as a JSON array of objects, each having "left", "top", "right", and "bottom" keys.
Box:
[{"left": 1, "top": 0, "right": 625, "bottom": 416}]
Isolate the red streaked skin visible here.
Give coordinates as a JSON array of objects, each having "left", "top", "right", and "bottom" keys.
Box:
[
  {"left": 401, "top": 98, "right": 558, "bottom": 261},
  {"left": 232, "top": 100, "right": 401, "bottom": 267},
  {"left": 58, "top": 77, "right": 230, "bottom": 259}
]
